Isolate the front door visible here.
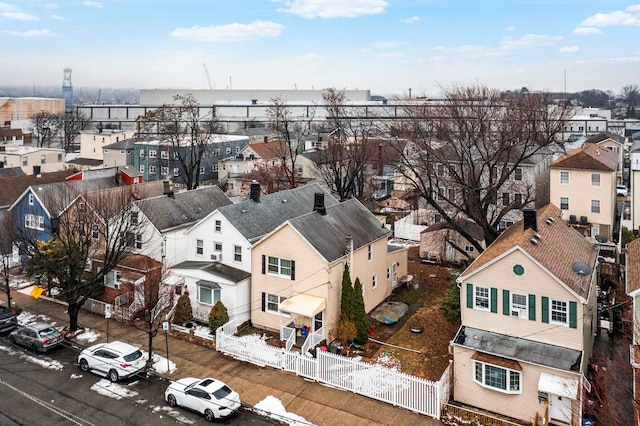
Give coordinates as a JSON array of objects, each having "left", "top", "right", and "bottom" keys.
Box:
[
  {"left": 391, "top": 262, "right": 397, "bottom": 288},
  {"left": 549, "top": 394, "right": 572, "bottom": 424}
]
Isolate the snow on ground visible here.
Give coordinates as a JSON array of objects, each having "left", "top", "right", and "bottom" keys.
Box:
[
  {"left": 0, "top": 343, "right": 64, "bottom": 370},
  {"left": 141, "top": 351, "right": 176, "bottom": 375},
  {"left": 74, "top": 328, "right": 100, "bottom": 343},
  {"left": 375, "top": 351, "right": 402, "bottom": 370},
  {"left": 90, "top": 378, "right": 139, "bottom": 400},
  {"left": 150, "top": 406, "right": 196, "bottom": 425},
  {"left": 253, "top": 396, "right": 314, "bottom": 426}
]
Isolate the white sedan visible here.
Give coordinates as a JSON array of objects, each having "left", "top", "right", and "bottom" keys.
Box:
[
  {"left": 165, "top": 377, "right": 241, "bottom": 421},
  {"left": 78, "top": 341, "right": 146, "bottom": 382}
]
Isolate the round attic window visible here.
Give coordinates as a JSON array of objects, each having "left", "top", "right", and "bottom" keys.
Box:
[{"left": 513, "top": 264, "right": 524, "bottom": 276}]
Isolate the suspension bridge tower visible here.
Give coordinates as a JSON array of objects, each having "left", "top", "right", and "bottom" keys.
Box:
[{"left": 61, "top": 68, "right": 74, "bottom": 110}]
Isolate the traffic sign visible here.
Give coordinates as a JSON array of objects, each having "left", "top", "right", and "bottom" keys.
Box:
[
  {"left": 162, "top": 321, "right": 169, "bottom": 331},
  {"left": 105, "top": 304, "right": 112, "bottom": 319},
  {"left": 30, "top": 285, "right": 44, "bottom": 299}
]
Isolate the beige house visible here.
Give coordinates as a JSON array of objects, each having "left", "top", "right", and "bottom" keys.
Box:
[
  {"left": 549, "top": 143, "right": 618, "bottom": 241},
  {"left": 0, "top": 145, "right": 65, "bottom": 175},
  {"left": 250, "top": 197, "right": 408, "bottom": 345},
  {"left": 102, "top": 138, "right": 134, "bottom": 169},
  {"left": 583, "top": 132, "right": 625, "bottom": 183},
  {"left": 419, "top": 218, "right": 485, "bottom": 264},
  {"left": 625, "top": 238, "right": 640, "bottom": 425},
  {"left": 452, "top": 204, "right": 598, "bottom": 425},
  {"left": 79, "top": 129, "right": 134, "bottom": 161}
]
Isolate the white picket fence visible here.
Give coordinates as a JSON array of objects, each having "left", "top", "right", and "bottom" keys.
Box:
[{"left": 216, "top": 320, "right": 449, "bottom": 419}]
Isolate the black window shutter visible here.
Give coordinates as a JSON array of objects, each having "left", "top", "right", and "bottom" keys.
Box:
[
  {"left": 261, "top": 292, "right": 266, "bottom": 312},
  {"left": 466, "top": 284, "right": 473, "bottom": 308},
  {"left": 569, "top": 301, "right": 577, "bottom": 328},
  {"left": 291, "top": 260, "right": 295, "bottom": 280},
  {"left": 262, "top": 255, "right": 266, "bottom": 274}
]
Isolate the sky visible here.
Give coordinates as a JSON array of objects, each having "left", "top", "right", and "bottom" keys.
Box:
[{"left": 1, "top": 0, "right": 639, "bottom": 98}]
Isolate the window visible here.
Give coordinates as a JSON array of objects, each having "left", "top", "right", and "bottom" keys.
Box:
[
  {"left": 196, "top": 239, "right": 203, "bottom": 255},
  {"left": 502, "top": 193, "right": 510, "bottom": 205},
  {"left": 173, "top": 167, "right": 180, "bottom": 177},
  {"left": 448, "top": 188, "right": 455, "bottom": 201},
  {"left": 465, "top": 245, "right": 475, "bottom": 252},
  {"left": 511, "top": 293, "right": 528, "bottom": 318},
  {"left": 78, "top": 202, "right": 85, "bottom": 212},
  {"left": 491, "top": 166, "right": 498, "bottom": 180},
  {"left": 226, "top": 147, "right": 232, "bottom": 155},
  {"left": 436, "top": 164, "right": 445, "bottom": 177},
  {"left": 40, "top": 154, "right": 46, "bottom": 164},
  {"left": 161, "top": 166, "right": 169, "bottom": 176},
  {"left": 174, "top": 152, "right": 180, "bottom": 160},
  {"left": 473, "top": 360, "right": 521, "bottom": 394},
  {"left": 149, "top": 150, "right": 157, "bottom": 158},
  {"left": 560, "top": 171, "right": 569, "bottom": 184},
  {"left": 372, "top": 275, "right": 378, "bottom": 289},
  {"left": 200, "top": 166, "right": 205, "bottom": 175},
  {"left": 149, "top": 165, "right": 157, "bottom": 174},
  {"left": 591, "top": 199, "right": 600, "bottom": 213},
  {"left": 368, "top": 244, "right": 372, "bottom": 261},
  {"left": 475, "top": 286, "right": 490, "bottom": 310},
  {"left": 127, "top": 233, "right": 142, "bottom": 249},
  {"left": 438, "top": 187, "right": 446, "bottom": 201},
  {"left": 214, "top": 242, "right": 222, "bottom": 251},
  {"left": 139, "top": 150, "right": 145, "bottom": 158},
  {"left": 560, "top": 196, "right": 569, "bottom": 210},
  {"left": 268, "top": 256, "right": 292, "bottom": 277},
  {"left": 58, "top": 153, "right": 62, "bottom": 162},
  {"left": 434, "top": 213, "right": 442, "bottom": 223},
  {"left": 234, "top": 245, "right": 242, "bottom": 262},
  {"left": 514, "top": 193, "right": 522, "bottom": 206},
  {"left": 591, "top": 173, "right": 601, "bottom": 187},
  {"left": 235, "top": 146, "right": 240, "bottom": 153},
  {"left": 131, "top": 211, "right": 138, "bottom": 225},
  {"left": 161, "top": 150, "right": 169, "bottom": 159},
  {"left": 28, "top": 194, "right": 34, "bottom": 206},
  {"left": 212, "top": 164, "right": 219, "bottom": 172},
  {"left": 266, "top": 293, "right": 286, "bottom": 313},
  {"left": 213, "top": 149, "right": 220, "bottom": 156},
  {"left": 514, "top": 168, "right": 522, "bottom": 181},
  {"left": 22, "top": 157, "right": 27, "bottom": 166},
  {"left": 551, "top": 300, "right": 568, "bottom": 324},
  {"left": 25, "top": 214, "right": 44, "bottom": 230},
  {"left": 91, "top": 224, "right": 99, "bottom": 239},
  {"left": 386, "top": 268, "right": 390, "bottom": 280},
  {"left": 215, "top": 220, "right": 221, "bottom": 232},
  {"left": 139, "top": 165, "right": 145, "bottom": 173},
  {"left": 197, "top": 284, "right": 220, "bottom": 306}
]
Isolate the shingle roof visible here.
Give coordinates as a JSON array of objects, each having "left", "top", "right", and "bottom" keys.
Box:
[
  {"left": 104, "top": 138, "right": 135, "bottom": 150},
  {"left": 135, "top": 185, "right": 232, "bottom": 232},
  {"left": 0, "top": 170, "right": 75, "bottom": 209},
  {"left": 27, "top": 176, "right": 120, "bottom": 216},
  {"left": 460, "top": 203, "right": 597, "bottom": 300},
  {"left": 287, "top": 198, "right": 390, "bottom": 263},
  {"left": 584, "top": 131, "right": 625, "bottom": 146},
  {"left": 627, "top": 238, "right": 640, "bottom": 294},
  {"left": 171, "top": 261, "right": 251, "bottom": 283},
  {"left": 0, "top": 167, "right": 25, "bottom": 178},
  {"left": 219, "top": 183, "right": 339, "bottom": 242},
  {"left": 550, "top": 143, "right": 618, "bottom": 172}
]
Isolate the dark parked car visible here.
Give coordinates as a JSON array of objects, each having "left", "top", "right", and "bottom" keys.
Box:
[
  {"left": 0, "top": 305, "right": 18, "bottom": 333},
  {"left": 9, "top": 322, "right": 64, "bottom": 353}
]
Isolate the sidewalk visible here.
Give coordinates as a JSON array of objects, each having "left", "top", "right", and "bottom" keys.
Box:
[{"left": 2, "top": 288, "right": 442, "bottom": 426}]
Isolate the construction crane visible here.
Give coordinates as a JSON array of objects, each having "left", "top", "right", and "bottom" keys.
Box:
[{"left": 203, "top": 64, "right": 213, "bottom": 90}]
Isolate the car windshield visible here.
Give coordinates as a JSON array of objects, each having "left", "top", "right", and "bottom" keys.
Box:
[
  {"left": 212, "top": 385, "right": 233, "bottom": 399},
  {"left": 38, "top": 326, "right": 58, "bottom": 337},
  {"left": 123, "top": 349, "right": 143, "bottom": 362}
]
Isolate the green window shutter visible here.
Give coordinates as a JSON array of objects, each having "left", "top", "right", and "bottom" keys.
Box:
[
  {"left": 466, "top": 284, "right": 473, "bottom": 308},
  {"left": 569, "top": 301, "right": 577, "bottom": 328},
  {"left": 490, "top": 288, "right": 498, "bottom": 313},
  {"left": 503, "top": 290, "right": 510, "bottom": 315},
  {"left": 542, "top": 297, "right": 549, "bottom": 323},
  {"left": 528, "top": 295, "right": 536, "bottom": 321}
]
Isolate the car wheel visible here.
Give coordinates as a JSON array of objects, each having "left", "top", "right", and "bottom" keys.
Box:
[
  {"left": 204, "top": 409, "right": 215, "bottom": 422},
  {"left": 8, "top": 335, "right": 15, "bottom": 344},
  {"left": 79, "top": 358, "right": 89, "bottom": 372},
  {"left": 31, "top": 344, "right": 39, "bottom": 353},
  {"left": 167, "top": 394, "right": 177, "bottom": 407},
  {"left": 108, "top": 369, "right": 119, "bottom": 383}
]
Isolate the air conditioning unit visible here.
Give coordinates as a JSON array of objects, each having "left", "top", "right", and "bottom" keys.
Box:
[
  {"left": 580, "top": 216, "right": 588, "bottom": 225},
  {"left": 211, "top": 253, "right": 222, "bottom": 261},
  {"left": 114, "top": 282, "right": 121, "bottom": 290}
]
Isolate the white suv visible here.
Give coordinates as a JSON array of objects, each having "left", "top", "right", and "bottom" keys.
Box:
[
  {"left": 617, "top": 184, "right": 628, "bottom": 197},
  {"left": 78, "top": 341, "right": 146, "bottom": 382}
]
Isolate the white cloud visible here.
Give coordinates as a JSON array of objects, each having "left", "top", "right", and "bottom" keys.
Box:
[
  {"left": 277, "top": 0, "right": 388, "bottom": 19},
  {"left": 1, "top": 29, "right": 55, "bottom": 37},
  {"left": 50, "top": 14, "right": 64, "bottom": 20},
  {"left": 500, "top": 34, "right": 562, "bottom": 50},
  {"left": 401, "top": 16, "right": 421, "bottom": 24},
  {"left": 0, "top": 2, "right": 13, "bottom": 10},
  {"left": 2, "top": 11, "right": 39, "bottom": 20},
  {"left": 581, "top": 10, "right": 640, "bottom": 27},
  {"left": 505, "top": 26, "right": 515, "bottom": 32},
  {"left": 172, "top": 20, "right": 283, "bottom": 42},
  {"left": 82, "top": 1, "right": 104, "bottom": 8},
  {"left": 454, "top": 44, "right": 503, "bottom": 58},
  {"left": 369, "top": 41, "right": 406, "bottom": 49},
  {"left": 628, "top": 5, "right": 640, "bottom": 12},
  {"left": 559, "top": 46, "right": 580, "bottom": 53},
  {"left": 573, "top": 27, "right": 602, "bottom": 36}
]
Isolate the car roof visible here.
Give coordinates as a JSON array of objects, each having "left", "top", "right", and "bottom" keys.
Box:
[
  {"left": 28, "top": 322, "right": 56, "bottom": 330},
  {"left": 197, "top": 378, "right": 225, "bottom": 391},
  {"left": 95, "top": 341, "right": 140, "bottom": 354}
]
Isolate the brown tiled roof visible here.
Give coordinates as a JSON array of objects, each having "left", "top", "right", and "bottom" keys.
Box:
[
  {"left": 627, "top": 238, "right": 640, "bottom": 294},
  {"left": 247, "top": 141, "right": 287, "bottom": 160},
  {"left": 461, "top": 203, "right": 597, "bottom": 300},
  {"left": 550, "top": 143, "right": 618, "bottom": 172},
  {"left": 0, "top": 169, "right": 75, "bottom": 208}
]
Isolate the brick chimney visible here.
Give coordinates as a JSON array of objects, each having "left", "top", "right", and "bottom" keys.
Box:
[{"left": 313, "top": 192, "right": 326, "bottom": 215}]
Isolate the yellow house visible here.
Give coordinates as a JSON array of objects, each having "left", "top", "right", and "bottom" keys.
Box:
[
  {"left": 250, "top": 196, "right": 408, "bottom": 345},
  {"left": 453, "top": 204, "right": 598, "bottom": 425},
  {"left": 549, "top": 143, "right": 618, "bottom": 241}
]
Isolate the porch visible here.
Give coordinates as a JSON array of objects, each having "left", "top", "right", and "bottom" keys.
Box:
[{"left": 278, "top": 294, "right": 327, "bottom": 354}]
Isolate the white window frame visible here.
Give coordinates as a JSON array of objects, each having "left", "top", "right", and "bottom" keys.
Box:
[
  {"left": 267, "top": 256, "right": 292, "bottom": 277},
  {"left": 91, "top": 224, "right": 99, "bottom": 240},
  {"left": 214, "top": 242, "right": 222, "bottom": 251},
  {"left": 28, "top": 194, "right": 34, "bottom": 206},
  {"left": 473, "top": 360, "right": 521, "bottom": 394},
  {"left": 591, "top": 199, "right": 600, "bottom": 213},
  {"left": 234, "top": 245, "right": 242, "bottom": 262},
  {"left": 559, "top": 196, "right": 569, "bottom": 210},
  {"left": 550, "top": 299, "right": 568, "bottom": 325},
  {"left": 196, "top": 239, "right": 203, "bottom": 255},
  {"left": 560, "top": 171, "right": 570, "bottom": 184},
  {"left": 266, "top": 293, "right": 287, "bottom": 314},
  {"left": 161, "top": 150, "right": 169, "bottom": 159},
  {"left": 591, "top": 173, "right": 600, "bottom": 187},
  {"left": 200, "top": 166, "right": 205, "bottom": 175},
  {"left": 139, "top": 149, "right": 145, "bottom": 158},
  {"left": 25, "top": 214, "right": 44, "bottom": 230},
  {"left": 368, "top": 244, "right": 372, "bottom": 261},
  {"left": 149, "top": 150, "right": 157, "bottom": 159},
  {"left": 474, "top": 286, "right": 490, "bottom": 311},
  {"left": 197, "top": 284, "right": 220, "bottom": 306},
  {"left": 510, "top": 293, "right": 528, "bottom": 318},
  {"left": 161, "top": 166, "right": 169, "bottom": 176},
  {"left": 215, "top": 220, "right": 221, "bottom": 232},
  {"left": 173, "top": 167, "right": 180, "bottom": 177},
  {"left": 149, "top": 165, "right": 157, "bottom": 174},
  {"left": 139, "top": 164, "right": 145, "bottom": 173},
  {"left": 372, "top": 275, "right": 378, "bottom": 289}
]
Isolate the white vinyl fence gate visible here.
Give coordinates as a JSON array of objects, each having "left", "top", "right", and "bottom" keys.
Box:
[{"left": 216, "top": 321, "right": 449, "bottom": 420}]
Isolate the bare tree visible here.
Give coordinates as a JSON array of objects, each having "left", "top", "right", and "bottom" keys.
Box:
[
  {"left": 265, "top": 97, "right": 315, "bottom": 189},
  {"left": 135, "top": 94, "right": 222, "bottom": 190},
  {"left": 29, "top": 111, "right": 57, "bottom": 147},
  {"left": 55, "top": 110, "right": 91, "bottom": 153},
  {"left": 23, "top": 184, "right": 148, "bottom": 331},
  {"left": 621, "top": 84, "right": 639, "bottom": 118},
  {"left": 0, "top": 211, "right": 16, "bottom": 310},
  {"left": 391, "top": 84, "right": 571, "bottom": 253},
  {"left": 244, "top": 162, "right": 291, "bottom": 194},
  {"left": 309, "top": 88, "right": 380, "bottom": 201},
  {"left": 130, "top": 261, "right": 172, "bottom": 369}
]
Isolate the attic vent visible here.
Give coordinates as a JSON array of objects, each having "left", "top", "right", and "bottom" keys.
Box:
[
  {"left": 545, "top": 217, "right": 555, "bottom": 225},
  {"left": 534, "top": 233, "right": 542, "bottom": 240},
  {"left": 282, "top": 199, "right": 287, "bottom": 203},
  {"left": 241, "top": 209, "right": 247, "bottom": 214},
  {"left": 530, "top": 238, "right": 539, "bottom": 245}
]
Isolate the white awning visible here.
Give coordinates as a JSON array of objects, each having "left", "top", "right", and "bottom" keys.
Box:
[
  {"left": 279, "top": 294, "right": 326, "bottom": 317},
  {"left": 538, "top": 372, "right": 579, "bottom": 399}
]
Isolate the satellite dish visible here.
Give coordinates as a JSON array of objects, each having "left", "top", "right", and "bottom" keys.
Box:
[
  {"left": 572, "top": 261, "right": 592, "bottom": 276},
  {"left": 595, "top": 235, "right": 608, "bottom": 243}
]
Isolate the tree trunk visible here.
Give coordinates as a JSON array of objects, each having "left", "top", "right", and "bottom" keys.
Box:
[
  {"left": 67, "top": 303, "right": 82, "bottom": 332},
  {"left": 146, "top": 322, "right": 154, "bottom": 370}
]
